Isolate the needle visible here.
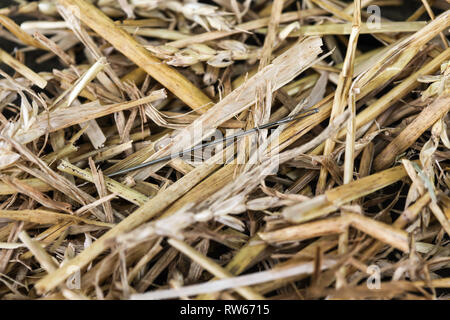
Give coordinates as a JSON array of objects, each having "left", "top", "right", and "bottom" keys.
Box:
[{"left": 105, "top": 108, "right": 319, "bottom": 178}]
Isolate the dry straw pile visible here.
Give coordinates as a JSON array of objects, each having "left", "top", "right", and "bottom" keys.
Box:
[{"left": 0, "top": 0, "right": 449, "bottom": 300}]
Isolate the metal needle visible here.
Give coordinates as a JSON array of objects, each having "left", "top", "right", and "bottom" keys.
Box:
[{"left": 106, "top": 108, "right": 319, "bottom": 178}]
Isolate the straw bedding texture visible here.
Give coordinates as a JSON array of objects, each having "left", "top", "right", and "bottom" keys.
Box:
[{"left": 0, "top": 0, "right": 449, "bottom": 300}]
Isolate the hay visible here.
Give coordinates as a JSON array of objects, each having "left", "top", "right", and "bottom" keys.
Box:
[{"left": 0, "top": 0, "right": 449, "bottom": 300}]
